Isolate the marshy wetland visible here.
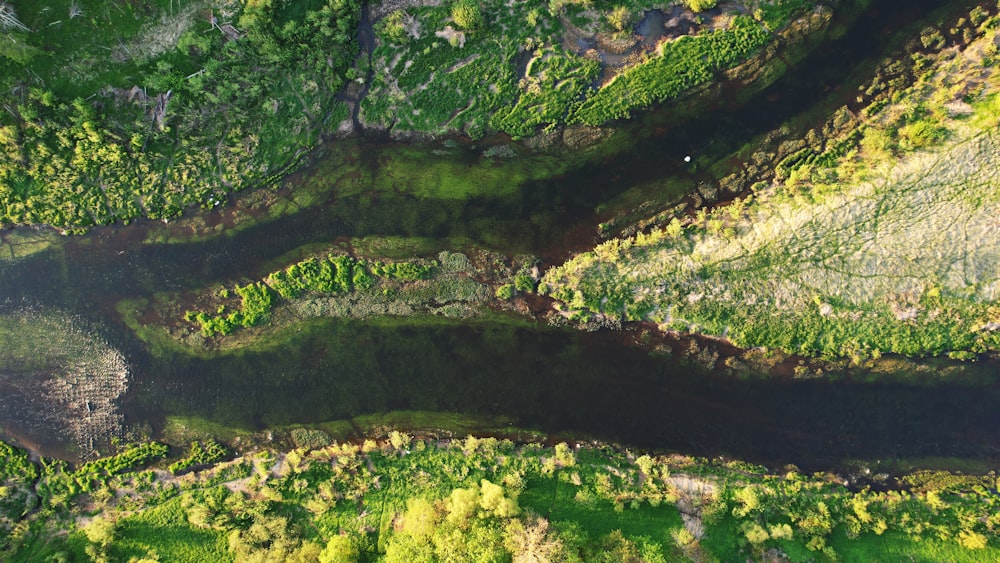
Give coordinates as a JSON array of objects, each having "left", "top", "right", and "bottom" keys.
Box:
[
  {"left": 6, "top": 0, "right": 1000, "bottom": 561},
  {"left": 1, "top": 0, "right": 999, "bottom": 474}
]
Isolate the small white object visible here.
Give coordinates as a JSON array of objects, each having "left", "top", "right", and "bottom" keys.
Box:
[{"left": 684, "top": 155, "right": 692, "bottom": 163}]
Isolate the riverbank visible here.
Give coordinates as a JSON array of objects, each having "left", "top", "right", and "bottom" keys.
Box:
[
  {"left": 543, "top": 0, "right": 1000, "bottom": 360},
  {"left": 0, "top": 0, "right": 833, "bottom": 231},
  {"left": 3, "top": 435, "right": 999, "bottom": 561}
]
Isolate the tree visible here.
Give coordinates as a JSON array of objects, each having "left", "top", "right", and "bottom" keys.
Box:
[
  {"left": 685, "top": 0, "right": 717, "bottom": 12},
  {"left": 504, "top": 517, "right": 566, "bottom": 563},
  {"left": 958, "top": 529, "right": 988, "bottom": 550},
  {"left": 83, "top": 517, "right": 117, "bottom": 562},
  {"left": 0, "top": 2, "right": 28, "bottom": 32},
  {"left": 451, "top": 0, "right": 483, "bottom": 31},
  {"left": 402, "top": 498, "right": 440, "bottom": 538},
  {"left": 319, "top": 535, "right": 359, "bottom": 563},
  {"left": 606, "top": 7, "right": 631, "bottom": 33},
  {"left": 447, "top": 486, "right": 480, "bottom": 526},
  {"left": 479, "top": 479, "right": 519, "bottom": 518},
  {"left": 379, "top": 10, "right": 412, "bottom": 44}
]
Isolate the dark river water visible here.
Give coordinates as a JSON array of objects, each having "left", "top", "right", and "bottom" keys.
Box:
[{"left": 1, "top": 0, "right": 998, "bottom": 471}]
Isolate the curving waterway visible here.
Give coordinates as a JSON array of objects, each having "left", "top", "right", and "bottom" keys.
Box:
[{"left": 1, "top": 0, "right": 998, "bottom": 471}]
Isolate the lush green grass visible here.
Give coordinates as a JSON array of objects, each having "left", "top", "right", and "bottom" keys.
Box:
[
  {"left": 112, "top": 500, "right": 230, "bottom": 563},
  {"left": 831, "top": 530, "right": 1000, "bottom": 563},
  {"left": 0, "top": 229, "right": 59, "bottom": 262}
]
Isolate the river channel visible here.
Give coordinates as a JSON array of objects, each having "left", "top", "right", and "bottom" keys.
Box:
[{"left": 1, "top": 0, "right": 998, "bottom": 472}]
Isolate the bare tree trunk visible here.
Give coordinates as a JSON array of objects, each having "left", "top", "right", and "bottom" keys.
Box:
[{"left": 0, "top": 2, "right": 29, "bottom": 33}]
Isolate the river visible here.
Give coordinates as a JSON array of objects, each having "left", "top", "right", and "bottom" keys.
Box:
[{"left": 0, "top": 0, "right": 997, "bottom": 472}]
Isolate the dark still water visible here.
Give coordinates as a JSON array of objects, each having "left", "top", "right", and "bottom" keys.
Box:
[
  {"left": 0, "top": 0, "right": 997, "bottom": 471},
  {"left": 126, "top": 316, "right": 1000, "bottom": 470}
]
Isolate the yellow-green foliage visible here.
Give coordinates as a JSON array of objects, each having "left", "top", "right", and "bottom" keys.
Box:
[
  {"left": 685, "top": 0, "right": 718, "bottom": 12},
  {"left": 6, "top": 438, "right": 1000, "bottom": 561},
  {"left": 570, "top": 16, "right": 771, "bottom": 125},
  {"left": 186, "top": 254, "right": 438, "bottom": 336},
  {"left": 544, "top": 45, "right": 1000, "bottom": 359},
  {"left": 451, "top": 0, "right": 483, "bottom": 30}
]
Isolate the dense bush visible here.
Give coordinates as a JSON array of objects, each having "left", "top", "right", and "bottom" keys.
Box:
[
  {"left": 451, "top": 0, "right": 484, "bottom": 30},
  {"left": 685, "top": 0, "right": 718, "bottom": 12},
  {"left": 0, "top": 0, "right": 361, "bottom": 229}
]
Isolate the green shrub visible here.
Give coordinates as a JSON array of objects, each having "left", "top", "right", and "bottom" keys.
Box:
[
  {"left": 379, "top": 10, "right": 413, "bottom": 44},
  {"left": 451, "top": 0, "right": 483, "bottom": 30},
  {"left": 495, "top": 284, "right": 516, "bottom": 300},
  {"left": 514, "top": 274, "right": 535, "bottom": 293},
  {"left": 606, "top": 7, "right": 632, "bottom": 32},
  {"left": 169, "top": 440, "right": 228, "bottom": 475},
  {"left": 685, "top": 0, "right": 718, "bottom": 12},
  {"left": 898, "top": 120, "right": 947, "bottom": 150}
]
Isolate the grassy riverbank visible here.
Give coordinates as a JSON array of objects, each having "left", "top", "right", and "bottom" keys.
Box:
[
  {"left": 542, "top": 4, "right": 1000, "bottom": 360},
  {"left": 0, "top": 0, "right": 828, "bottom": 230},
  {"left": 3, "top": 436, "right": 999, "bottom": 562}
]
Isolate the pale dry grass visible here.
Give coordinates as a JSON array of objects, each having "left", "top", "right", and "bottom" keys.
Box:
[{"left": 544, "top": 123, "right": 1000, "bottom": 350}]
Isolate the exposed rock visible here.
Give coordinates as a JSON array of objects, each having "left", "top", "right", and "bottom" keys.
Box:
[
  {"left": 370, "top": 0, "right": 443, "bottom": 22},
  {"left": 562, "top": 125, "right": 610, "bottom": 149},
  {"left": 434, "top": 26, "right": 465, "bottom": 48}
]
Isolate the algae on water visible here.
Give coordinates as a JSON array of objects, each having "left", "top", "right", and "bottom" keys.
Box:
[{"left": 0, "top": 310, "right": 129, "bottom": 457}]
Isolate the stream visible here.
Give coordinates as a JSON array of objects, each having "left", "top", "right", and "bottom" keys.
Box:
[{"left": 0, "top": 0, "right": 997, "bottom": 472}]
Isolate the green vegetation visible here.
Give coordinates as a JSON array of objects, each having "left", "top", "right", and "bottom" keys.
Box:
[
  {"left": 181, "top": 251, "right": 480, "bottom": 338},
  {"left": 364, "top": 0, "right": 816, "bottom": 138},
  {"left": 185, "top": 281, "right": 276, "bottom": 336},
  {"left": 169, "top": 439, "right": 228, "bottom": 475},
  {"left": 570, "top": 15, "right": 771, "bottom": 125},
  {"left": 5, "top": 436, "right": 1000, "bottom": 561},
  {"left": 543, "top": 9, "right": 1000, "bottom": 360},
  {"left": 451, "top": 0, "right": 484, "bottom": 31},
  {"left": 685, "top": 0, "right": 718, "bottom": 13},
  {"left": 0, "top": 0, "right": 360, "bottom": 230},
  {"left": 0, "top": 0, "right": 824, "bottom": 227},
  {"left": 495, "top": 283, "right": 516, "bottom": 300},
  {"left": 363, "top": 0, "right": 596, "bottom": 138}
]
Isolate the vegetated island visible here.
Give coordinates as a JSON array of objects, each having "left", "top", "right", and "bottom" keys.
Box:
[
  {"left": 0, "top": 0, "right": 830, "bottom": 230},
  {"left": 3, "top": 434, "right": 1000, "bottom": 562},
  {"left": 542, "top": 4, "right": 1000, "bottom": 361}
]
